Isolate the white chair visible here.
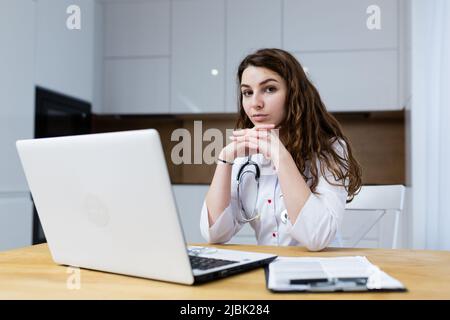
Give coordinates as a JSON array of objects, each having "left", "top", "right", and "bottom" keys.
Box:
[{"left": 342, "top": 185, "right": 405, "bottom": 249}]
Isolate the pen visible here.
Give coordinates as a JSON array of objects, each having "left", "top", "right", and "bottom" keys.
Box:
[
  {"left": 289, "top": 278, "right": 331, "bottom": 285},
  {"left": 290, "top": 277, "right": 368, "bottom": 285}
]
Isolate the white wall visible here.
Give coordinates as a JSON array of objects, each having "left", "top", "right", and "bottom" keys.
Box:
[
  {"left": 0, "top": 0, "right": 36, "bottom": 251},
  {"left": 408, "top": 0, "right": 450, "bottom": 250},
  {"left": 408, "top": 0, "right": 429, "bottom": 249},
  {"left": 35, "top": 0, "right": 101, "bottom": 112},
  {"left": 401, "top": 0, "right": 412, "bottom": 249},
  {"left": 93, "top": 1, "right": 104, "bottom": 115},
  {"left": 0, "top": 0, "right": 103, "bottom": 251}
]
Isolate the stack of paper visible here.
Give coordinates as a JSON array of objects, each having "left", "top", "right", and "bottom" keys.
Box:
[{"left": 267, "top": 256, "right": 406, "bottom": 292}]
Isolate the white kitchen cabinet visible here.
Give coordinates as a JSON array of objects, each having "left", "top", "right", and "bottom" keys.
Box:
[
  {"left": 35, "top": 0, "right": 98, "bottom": 108},
  {"left": 0, "top": 0, "right": 35, "bottom": 193},
  {"left": 172, "top": 185, "right": 209, "bottom": 244},
  {"left": 104, "top": 1, "right": 170, "bottom": 57},
  {"left": 0, "top": 196, "right": 33, "bottom": 252},
  {"left": 283, "top": 0, "right": 404, "bottom": 111},
  {"left": 172, "top": 184, "right": 256, "bottom": 245},
  {"left": 294, "top": 50, "right": 398, "bottom": 111},
  {"left": 103, "top": 58, "right": 170, "bottom": 114},
  {"left": 101, "top": 0, "right": 171, "bottom": 114},
  {"left": 225, "top": 0, "right": 282, "bottom": 112},
  {"left": 171, "top": 0, "right": 225, "bottom": 113},
  {"left": 99, "top": 0, "right": 405, "bottom": 114},
  {"left": 284, "top": 0, "right": 398, "bottom": 52},
  {"left": 172, "top": 183, "right": 403, "bottom": 248},
  {"left": 228, "top": 224, "right": 257, "bottom": 245}
]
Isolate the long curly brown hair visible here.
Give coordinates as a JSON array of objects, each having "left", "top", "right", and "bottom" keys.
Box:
[{"left": 235, "top": 48, "right": 362, "bottom": 202}]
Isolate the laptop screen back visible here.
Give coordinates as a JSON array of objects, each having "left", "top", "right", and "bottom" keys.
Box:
[{"left": 16, "top": 129, "right": 195, "bottom": 284}]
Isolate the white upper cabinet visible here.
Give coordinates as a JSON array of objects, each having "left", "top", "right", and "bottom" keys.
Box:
[
  {"left": 104, "top": 1, "right": 170, "bottom": 57},
  {"left": 103, "top": 58, "right": 170, "bottom": 114},
  {"left": 0, "top": 0, "right": 35, "bottom": 192},
  {"left": 171, "top": 0, "right": 225, "bottom": 113},
  {"left": 225, "top": 0, "right": 282, "bottom": 112},
  {"left": 100, "top": 0, "right": 405, "bottom": 114},
  {"left": 284, "top": 0, "right": 398, "bottom": 51},
  {"left": 35, "top": 0, "right": 98, "bottom": 107},
  {"left": 283, "top": 0, "right": 402, "bottom": 111},
  {"left": 295, "top": 50, "right": 398, "bottom": 111},
  {"left": 102, "top": 0, "right": 170, "bottom": 114}
]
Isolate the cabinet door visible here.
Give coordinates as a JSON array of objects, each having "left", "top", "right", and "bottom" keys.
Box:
[
  {"left": 0, "top": 196, "right": 33, "bottom": 251},
  {"left": 294, "top": 50, "right": 398, "bottom": 111},
  {"left": 171, "top": 0, "right": 225, "bottom": 113},
  {"left": 103, "top": 58, "right": 170, "bottom": 114},
  {"left": 0, "top": 0, "right": 35, "bottom": 192},
  {"left": 225, "top": 0, "right": 282, "bottom": 112},
  {"left": 102, "top": 1, "right": 171, "bottom": 114},
  {"left": 172, "top": 185, "right": 209, "bottom": 243},
  {"left": 35, "top": 0, "right": 96, "bottom": 104},
  {"left": 284, "top": 0, "right": 398, "bottom": 52},
  {"left": 104, "top": 1, "right": 170, "bottom": 57},
  {"left": 228, "top": 224, "right": 257, "bottom": 245}
]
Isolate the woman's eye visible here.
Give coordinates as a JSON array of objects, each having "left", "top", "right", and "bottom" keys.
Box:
[
  {"left": 242, "top": 91, "right": 252, "bottom": 97},
  {"left": 266, "top": 86, "right": 276, "bottom": 93}
]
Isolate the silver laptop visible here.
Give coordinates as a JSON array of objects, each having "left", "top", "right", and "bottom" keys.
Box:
[{"left": 16, "top": 129, "right": 276, "bottom": 285}]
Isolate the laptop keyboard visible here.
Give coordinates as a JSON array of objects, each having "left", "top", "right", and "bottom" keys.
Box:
[{"left": 189, "top": 255, "right": 238, "bottom": 270}]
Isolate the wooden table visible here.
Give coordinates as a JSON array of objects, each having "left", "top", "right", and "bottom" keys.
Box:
[{"left": 1, "top": 243, "right": 449, "bottom": 299}]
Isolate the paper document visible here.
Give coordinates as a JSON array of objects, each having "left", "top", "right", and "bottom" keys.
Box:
[{"left": 267, "top": 256, "right": 406, "bottom": 292}]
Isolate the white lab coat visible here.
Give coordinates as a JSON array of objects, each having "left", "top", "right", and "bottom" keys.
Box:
[{"left": 200, "top": 141, "right": 348, "bottom": 251}]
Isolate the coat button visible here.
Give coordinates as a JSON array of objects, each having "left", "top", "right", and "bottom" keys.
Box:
[
  {"left": 272, "top": 232, "right": 277, "bottom": 238},
  {"left": 280, "top": 210, "right": 288, "bottom": 224}
]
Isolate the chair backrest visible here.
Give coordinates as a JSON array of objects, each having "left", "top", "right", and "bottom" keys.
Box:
[{"left": 342, "top": 185, "right": 405, "bottom": 249}]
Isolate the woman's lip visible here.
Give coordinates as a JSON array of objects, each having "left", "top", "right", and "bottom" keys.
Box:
[{"left": 252, "top": 114, "right": 269, "bottom": 122}]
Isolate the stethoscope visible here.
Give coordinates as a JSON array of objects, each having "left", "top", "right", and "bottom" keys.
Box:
[{"left": 236, "top": 155, "right": 289, "bottom": 224}]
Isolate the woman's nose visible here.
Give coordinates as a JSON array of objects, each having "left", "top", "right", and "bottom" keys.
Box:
[{"left": 250, "top": 93, "right": 264, "bottom": 109}]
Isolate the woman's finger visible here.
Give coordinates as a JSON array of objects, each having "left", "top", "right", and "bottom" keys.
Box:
[
  {"left": 232, "top": 129, "right": 249, "bottom": 136},
  {"left": 232, "top": 124, "right": 274, "bottom": 136},
  {"left": 232, "top": 130, "right": 271, "bottom": 141},
  {"left": 254, "top": 124, "right": 275, "bottom": 130},
  {"left": 245, "top": 130, "right": 271, "bottom": 140},
  {"left": 230, "top": 135, "right": 260, "bottom": 144},
  {"left": 234, "top": 140, "right": 259, "bottom": 157}
]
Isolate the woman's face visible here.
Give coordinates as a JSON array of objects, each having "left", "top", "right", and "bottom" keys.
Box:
[{"left": 240, "top": 66, "right": 287, "bottom": 128}]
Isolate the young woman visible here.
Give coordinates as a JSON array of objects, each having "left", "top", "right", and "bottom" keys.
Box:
[{"left": 200, "top": 48, "right": 362, "bottom": 251}]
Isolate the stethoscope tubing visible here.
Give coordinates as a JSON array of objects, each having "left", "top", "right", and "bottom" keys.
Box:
[
  {"left": 236, "top": 155, "right": 261, "bottom": 223},
  {"left": 236, "top": 155, "right": 289, "bottom": 225}
]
